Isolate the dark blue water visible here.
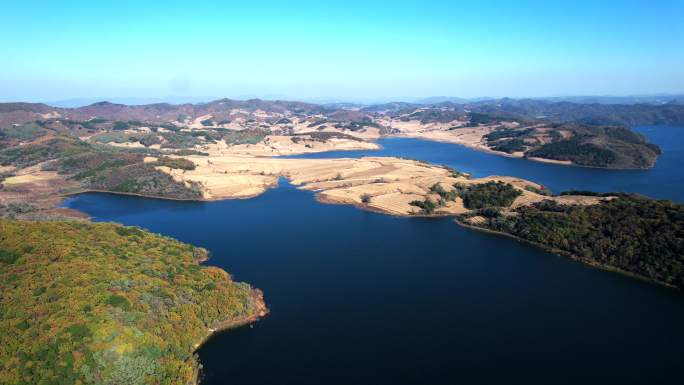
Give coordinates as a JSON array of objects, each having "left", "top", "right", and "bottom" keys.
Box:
[
  {"left": 286, "top": 126, "right": 684, "bottom": 202},
  {"left": 64, "top": 178, "right": 684, "bottom": 385},
  {"left": 63, "top": 125, "right": 684, "bottom": 384}
]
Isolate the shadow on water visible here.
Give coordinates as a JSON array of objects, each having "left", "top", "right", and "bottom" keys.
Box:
[{"left": 64, "top": 175, "right": 684, "bottom": 385}]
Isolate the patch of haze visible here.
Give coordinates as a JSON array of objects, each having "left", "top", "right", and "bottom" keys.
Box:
[{"left": 170, "top": 75, "right": 191, "bottom": 95}]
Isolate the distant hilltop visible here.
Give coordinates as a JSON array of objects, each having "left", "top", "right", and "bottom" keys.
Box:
[
  {"left": 39, "top": 94, "right": 684, "bottom": 109},
  {"left": 412, "top": 94, "right": 684, "bottom": 106},
  {"left": 0, "top": 95, "right": 677, "bottom": 170},
  {"left": 1, "top": 96, "right": 684, "bottom": 128}
]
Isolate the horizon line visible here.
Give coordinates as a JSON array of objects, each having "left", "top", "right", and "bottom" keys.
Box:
[{"left": 1, "top": 92, "right": 682, "bottom": 108}]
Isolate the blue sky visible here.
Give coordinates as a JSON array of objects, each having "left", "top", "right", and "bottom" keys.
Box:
[{"left": 2, "top": 0, "right": 683, "bottom": 102}]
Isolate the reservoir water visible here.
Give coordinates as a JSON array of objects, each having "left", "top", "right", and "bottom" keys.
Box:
[
  {"left": 286, "top": 125, "right": 684, "bottom": 202},
  {"left": 63, "top": 126, "right": 684, "bottom": 385}
]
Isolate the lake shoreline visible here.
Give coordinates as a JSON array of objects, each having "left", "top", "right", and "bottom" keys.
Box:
[
  {"left": 314, "top": 193, "right": 456, "bottom": 218},
  {"left": 62, "top": 185, "right": 678, "bottom": 291},
  {"left": 454, "top": 219, "right": 679, "bottom": 290},
  {"left": 191, "top": 289, "right": 269, "bottom": 385},
  {"left": 60, "top": 192, "right": 271, "bottom": 385},
  {"left": 384, "top": 134, "right": 655, "bottom": 170}
]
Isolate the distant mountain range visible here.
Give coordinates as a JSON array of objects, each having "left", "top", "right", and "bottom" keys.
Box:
[
  {"left": 40, "top": 94, "right": 684, "bottom": 109},
  {"left": 0, "top": 95, "right": 677, "bottom": 171},
  {"left": 46, "top": 96, "right": 222, "bottom": 108},
  {"left": 2, "top": 96, "right": 684, "bottom": 129},
  {"left": 413, "top": 95, "right": 684, "bottom": 105}
]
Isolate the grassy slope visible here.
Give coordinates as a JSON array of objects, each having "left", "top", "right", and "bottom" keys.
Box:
[
  {"left": 481, "top": 124, "right": 660, "bottom": 169},
  {"left": 0, "top": 131, "right": 203, "bottom": 201},
  {"left": 0, "top": 219, "right": 260, "bottom": 385}
]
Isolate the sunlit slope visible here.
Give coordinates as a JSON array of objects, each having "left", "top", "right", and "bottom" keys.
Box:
[{"left": 0, "top": 219, "right": 263, "bottom": 385}]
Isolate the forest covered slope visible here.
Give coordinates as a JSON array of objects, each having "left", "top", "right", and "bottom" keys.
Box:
[
  {"left": 0, "top": 219, "right": 264, "bottom": 385},
  {"left": 462, "top": 195, "right": 684, "bottom": 288}
]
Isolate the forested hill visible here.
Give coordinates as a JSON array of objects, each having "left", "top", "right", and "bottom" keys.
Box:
[
  {"left": 465, "top": 195, "right": 684, "bottom": 288},
  {"left": 468, "top": 99, "right": 684, "bottom": 126},
  {"left": 0, "top": 219, "right": 264, "bottom": 385}
]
